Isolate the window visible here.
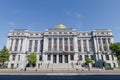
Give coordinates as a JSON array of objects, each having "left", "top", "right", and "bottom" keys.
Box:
[
  {"left": 70, "top": 55, "right": 74, "bottom": 60},
  {"left": 70, "top": 46, "right": 74, "bottom": 51},
  {"left": 79, "top": 55, "right": 82, "bottom": 60},
  {"left": 70, "top": 38, "right": 73, "bottom": 44},
  {"left": 14, "top": 39, "right": 19, "bottom": 51},
  {"left": 90, "top": 55, "right": 94, "bottom": 60},
  {"left": 48, "top": 38, "right": 52, "bottom": 51},
  {"left": 47, "top": 55, "right": 51, "bottom": 60},
  {"left": 12, "top": 55, "right": 16, "bottom": 61},
  {"left": 108, "top": 38, "right": 111, "bottom": 44},
  {"left": 102, "top": 38, "right": 106, "bottom": 44},
  {"left": 106, "top": 55, "right": 109, "bottom": 60},
  {"left": 59, "top": 38, "right": 63, "bottom": 51},
  {"left": 64, "top": 38, "right": 68, "bottom": 51},
  {"left": 29, "top": 40, "right": 33, "bottom": 52},
  {"left": 59, "top": 38, "right": 62, "bottom": 44},
  {"left": 20, "top": 39, "right": 23, "bottom": 51},
  {"left": 34, "top": 40, "right": 38, "bottom": 52},
  {"left": 10, "top": 39, "right": 13, "bottom": 51},
  {"left": 18, "top": 55, "right": 20, "bottom": 61},
  {"left": 39, "top": 55, "right": 42, "bottom": 61}
]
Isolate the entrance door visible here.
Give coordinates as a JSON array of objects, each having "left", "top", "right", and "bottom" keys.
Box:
[
  {"left": 53, "top": 55, "right": 57, "bottom": 63},
  {"left": 65, "top": 55, "right": 68, "bottom": 63},
  {"left": 59, "top": 55, "right": 62, "bottom": 63}
]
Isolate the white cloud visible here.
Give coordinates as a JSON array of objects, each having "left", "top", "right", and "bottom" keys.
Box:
[{"left": 8, "top": 22, "right": 16, "bottom": 26}]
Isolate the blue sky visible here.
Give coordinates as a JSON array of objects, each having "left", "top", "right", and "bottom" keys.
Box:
[{"left": 0, "top": 0, "right": 120, "bottom": 50}]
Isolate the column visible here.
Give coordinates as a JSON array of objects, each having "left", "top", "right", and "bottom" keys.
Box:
[
  {"left": 93, "top": 38, "right": 97, "bottom": 53},
  {"left": 22, "top": 38, "right": 28, "bottom": 52},
  {"left": 12, "top": 39, "right": 16, "bottom": 51},
  {"left": 63, "top": 38, "right": 65, "bottom": 51},
  {"left": 62, "top": 55, "right": 64, "bottom": 63},
  {"left": 68, "top": 38, "right": 70, "bottom": 51},
  {"left": 57, "top": 38, "right": 59, "bottom": 51},
  {"left": 43, "top": 37, "right": 48, "bottom": 52},
  {"left": 38, "top": 40, "right": 40, "bottom": 52},
  {"left": 68, "top": 54, "right": 70, "bottom": 63},
  {"left": 26, "top": 38, "right": 29, "bottom": 52},
  {"left": 32, "top": 40, "right": 35, "bottom": 52},
  {"left": 111, "top": 37, "right": 114, "bottom": 43},
  {"left": 100, "top": 38, "right": 104, "bottom": 51},
  {"left": 81, "top": 39, "right": 84, "bottom": 53},
  {"left": 74, "top": 37, "right": 78, "bottom": 52},
  {"left": 86, "top": 39, "right": 89, "bottom": 51},
  {"left": 51, "top": 54, "right": 53, "bottom": 63},
  {"left": 96, "top": 38, "right": 100, "bottom": 52},
  {"left": 6, "top": 38, "right": 10, "bottom": 50},
  {"left": 18, "top": 39, "right": 21, "bottom": 52},
  {"left": 57, "top": 54, "right": 59, "bottom": 63},
  {"left": 51, "top": 38, "right": 54, "bottom": 51},
  {"left": 106, "top": 38, "right": 109, "bottom": 51}
]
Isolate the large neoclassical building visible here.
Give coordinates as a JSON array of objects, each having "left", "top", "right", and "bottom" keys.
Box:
[{"left": 6, "top": 24, "right": 118, "bottom": 69}]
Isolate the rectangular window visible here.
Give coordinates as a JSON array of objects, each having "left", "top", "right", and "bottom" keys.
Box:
[
  {"left": 48, "top": 38, "right": 52, "bottom": 51},
  {"left": 103, "top": 38, "right": 106, "bottom": 44},
  {"left": 20, "top": 39, "right": 23, "bottom": 51},
  {"left": 90, "top": 55, "right": 94, "bottom": 60},
  {"left": 39, "top": 55, "right": 42, "bottom": 61},
  {"left": 54, "top": 38, "right": 57, "bottom": 51},
  {"left": 70, "top": 55, "right": 74, "bottom": 60},
  {"left": 70, "top": 46, "right": 74, "bottom": 51},
  {"left": 34, "top": 40, "right": 38, "bottom": 52},
  {"left": 108, "top": 38, "right": 111, "bottom": 44},
  {"left": 78, "top": 40, "right": 81, "bottom": 52},
  {"left": 14, "top": 39, "right": 19, "bottom": 51},
  {"left": 106, "top": 55, "right": 109, "bottom": 60},
  {"left": 18, "top": 55, "right": 20, "bottom": 61},
  {"left": 12, "top": 55, "right": 16, "bottom": 61},
  {"left": 29, "top": 40, "right": 33, "bottom": 52},
  {"left": 79, "top": 55, "right": 82, "bottom": 60},
  {"left": 59, "top": 38, "right": 63, "bottom": 51},
  {"left": 10, "top": 39, "right": 13, "bottom": 51},
  {"left": 47, "top": 55, "right": 51, "bottom": 60}
]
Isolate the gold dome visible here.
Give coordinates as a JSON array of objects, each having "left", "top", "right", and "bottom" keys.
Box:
[{"left": 54, "top": 24, "right": 67, "bottom": 29}]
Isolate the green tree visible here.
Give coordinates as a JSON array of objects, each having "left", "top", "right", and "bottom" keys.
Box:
[
  {"left": 0, "top": 46, "right": 10, "bottom": 68},
  {"left": 85, "top": 57, "right": 93, "bottom": 71},
  {"left": 110, "top": 43, "right": 120, "bottom": 64},
  {"left": 28, "top": 52, "right": 37, "bottom": 67}
]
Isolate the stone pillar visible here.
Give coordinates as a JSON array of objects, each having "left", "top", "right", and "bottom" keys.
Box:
[
  {"left": 106, "top": 38, "right": 109, "bottom": 51},
  {"left": 6, "top": 38, "right": 10, "bottom": 50},
  {"left": 63, "top": 38, "right": 65, "bottom": 51},
  {"left": 74, "top": 37, "right": 78, "bottom": 52},
  {"left": 51, "top": 38, "right": 54, "bottom": 51},
  {"left": 12, "top": 39, "right": 16, "bottom": 51},
  {"left": 32, "top": 40, "right": 35, "bottom": 52},
  {"left": 68, "top": 38, "right": 70, "bottom": 51},
  {"left": 22, "top": 38, "right": 28, "bottom": 52},
  {"left": 81, "top": 39, "right": 83, "bottom": 53},
  {"left": 38, "top": 40, "right": 40, "bottom": 52},
  {"left": 57, "top": 38, "right": 59, "bottom": 51},
  {"left": 51, "top": 54, "right": 53, "bottom": 63},
  {"left": 57, "top": 54, "right": 59, "bottom": 63},
  {"left": 86, "top": 39, "right": 89, "bottom": 51},
  {"left": 96, "top": 38, "right": 100, "bottom": 52},
  {"left": 68, "top": 54, "right": 70, "bottom": 63},
  {"left": 62, "top": 55, "right": 64, "bottom": 63},
  {"left": 18, "top": 39, "right": 21, "bottom": 52},
  {"left": 93, "top": 37, "right": 97, "bottom": 53},
  {"left": 100, "top": 38, "right": 104, "bottom": 51}
]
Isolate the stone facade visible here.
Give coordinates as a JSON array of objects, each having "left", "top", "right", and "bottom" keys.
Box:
[{"left": 6, "top": 24, "right": 118, "bottom": 69}]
